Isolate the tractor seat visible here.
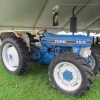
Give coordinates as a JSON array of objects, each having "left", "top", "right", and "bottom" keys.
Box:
[
  {"left": 30, "top": 39, "right": 39, "bottom": 42},
  {"left": 26, "top": 32, "right": 36, "bottom": 38}
]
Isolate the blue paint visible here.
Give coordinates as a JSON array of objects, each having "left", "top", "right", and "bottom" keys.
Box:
[
  {"left": 30, "top": 33, "right": 93, "bottom": 65},
  {"left": 9, "top": 54, "right": 13, "bottom": 60},
  {"left": 72, "top": 47, "right": 80, "bottom": 54},
  {"left": 63, "top": 70, "right": 73, "bottom": 81},
  {"left": 42, "top": 33, "right": 92, "bottom": 48},
  {"left": 86, "top": 57, "right": 91, "bottom": 63}
]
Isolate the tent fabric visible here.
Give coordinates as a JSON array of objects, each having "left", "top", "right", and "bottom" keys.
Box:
[{"left": 0, "top": 0, "right": 100, "bottom": 31}]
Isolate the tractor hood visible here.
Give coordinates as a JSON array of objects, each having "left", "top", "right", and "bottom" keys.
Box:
[{"left": 41, "top": 33, "right": 93, "bottom": 47}]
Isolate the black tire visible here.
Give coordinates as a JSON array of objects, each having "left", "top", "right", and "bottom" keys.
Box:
[
  {"left": 1, "top": 36, "right": 30, "bottom": 75},
  {"left": 89, "top": 48, "right": 100, "bottom": 75},
  {"left": 48, "top": 52, "right": 93, "bottom": 97}
]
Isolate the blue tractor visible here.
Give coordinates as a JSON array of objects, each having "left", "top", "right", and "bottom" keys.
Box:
[
  {"left": 0, "top": 6, "right": 100, "bottom": 97},
  {"left": 0, "top": 29, "right": 100, "bottom": 97}
]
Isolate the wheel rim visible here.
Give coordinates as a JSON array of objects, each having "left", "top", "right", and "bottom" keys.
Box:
[
  {"left": 54, "top": 62, "right": 82, "bottom": 91},
  {"left": 88, "top": 55, "right": 95, "bottom": 69},
  {"left": 2, "top": 43, "right": 19, "bottom": 71}
]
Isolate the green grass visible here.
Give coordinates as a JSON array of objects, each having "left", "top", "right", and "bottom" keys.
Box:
[
  {"left": 0, "top": 45, "right": 100, "bottom": 100},
  {"left": 92, "top": 44, "right": 100, "bottom": 53}
]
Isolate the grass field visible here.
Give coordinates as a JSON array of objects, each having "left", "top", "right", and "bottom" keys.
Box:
[{"left": 0, "top": 45, "right": 100, "bottom": 100}]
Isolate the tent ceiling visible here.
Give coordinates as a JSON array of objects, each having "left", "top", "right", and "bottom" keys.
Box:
[{"left": 0, "top": 0, "right": 100, "bottom": 31}]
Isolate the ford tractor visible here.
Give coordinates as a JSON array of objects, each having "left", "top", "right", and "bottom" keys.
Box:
[
  {"left": 0, "top": 29, "right": 100, "bottom": 97},
  {"left": 0, "top": 6, "right": 100, "bottom": 97}
]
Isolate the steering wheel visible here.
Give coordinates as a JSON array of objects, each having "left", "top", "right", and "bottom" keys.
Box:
[{"left": 37, "top": 29, "right": 47, "bottom": 36}]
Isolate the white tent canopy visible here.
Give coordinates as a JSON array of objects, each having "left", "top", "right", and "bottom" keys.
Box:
[{"left": 0, "top": 0, "right": 100, "bottom": 31}]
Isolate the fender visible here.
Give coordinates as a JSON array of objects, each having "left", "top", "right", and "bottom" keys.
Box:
[{"left": 0, "top": 31, "right": 30, "bottom": 51}]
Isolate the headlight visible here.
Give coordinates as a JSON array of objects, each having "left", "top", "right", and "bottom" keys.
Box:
[{"left": 80, "top": 47, "right": 91, "bottom": 58}]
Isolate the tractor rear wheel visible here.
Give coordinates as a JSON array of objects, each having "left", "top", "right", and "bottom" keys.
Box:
[
  {"left": 89, "top": 49, "right": 100, "bottom": 75},
  {"left": 1, "top": 36, "right": 30, "bottom": 75},
  {"left": 48, "top": 52, "right": 93, "bottom": 97}
]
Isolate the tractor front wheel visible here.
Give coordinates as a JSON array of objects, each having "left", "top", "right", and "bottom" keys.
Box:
[
  {"left": 48, "top": 52, "right": 93, "bottom": 97},
  {"left": 1, "top": 36, "right": 30, "bottom": 75}
]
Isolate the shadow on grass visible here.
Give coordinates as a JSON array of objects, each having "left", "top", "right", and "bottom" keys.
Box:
[{"left": 25, "top": 62, "right": 48, "bottom": 76}]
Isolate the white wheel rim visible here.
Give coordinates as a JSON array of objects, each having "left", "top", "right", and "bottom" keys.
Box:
[
  {"left": 2, "top": 43, "right": 19, "bottom": 71},
  {"left": 54, "top": 62, "right": 82, "bottom": 91},
  {"left": 88, "top": 55, "right": 95, "bottom": 69}
]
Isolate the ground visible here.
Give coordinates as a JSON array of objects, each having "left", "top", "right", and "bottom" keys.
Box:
[{"left": 0, "top": 44, "right": 100, "bottom": 100}]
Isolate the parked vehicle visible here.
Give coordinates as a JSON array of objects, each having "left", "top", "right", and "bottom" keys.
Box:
[{"left": 0, "top": 29, "right": 100, "bottom": 97}]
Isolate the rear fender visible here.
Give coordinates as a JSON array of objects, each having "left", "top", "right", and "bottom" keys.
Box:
[{"left": 0, "top": 31, "right": 30, "bottom": 51}]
